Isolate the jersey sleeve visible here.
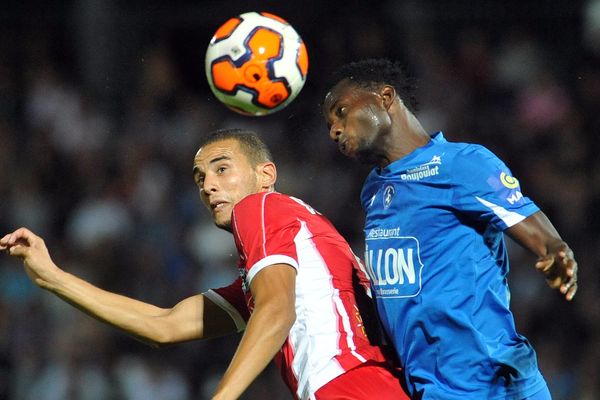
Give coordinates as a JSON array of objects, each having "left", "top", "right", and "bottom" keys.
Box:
[
  {"left": 451, "top": 145, "right": 540, "bottom": 230},
  {"left": 232, "top": 193, "right": 299, "bottom": 284},
  {"left": 203, "top": 277, "right": 249, "bottom": 332}
]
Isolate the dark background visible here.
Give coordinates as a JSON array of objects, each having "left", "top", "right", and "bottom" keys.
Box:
[{"left": 0, "top": 0, "right": 599, "bottom": 399}]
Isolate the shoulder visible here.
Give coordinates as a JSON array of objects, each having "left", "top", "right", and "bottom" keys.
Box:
[
  {"left": 232, "top": 192, "right": 308, "bottom": 249},
  {"left": 361, "top": 169, "right": 379, "bottom": 190},
  {"left": 235, "top": 192, "right": 288, "bottom": 208},
  {"left": 234, "top": 192, "right": 268, "bottom": 212},
  {"left": 235, "top": 192, "right": 291, "bottom": 210},
  {"left": 448, "top": 142, "right": 506, "bottom": 170},
  {"left": 233, "top": 192, "right": 295, "bottom": 222}
]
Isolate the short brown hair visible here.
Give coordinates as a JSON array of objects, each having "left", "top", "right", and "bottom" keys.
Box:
[{"left": 198, "top": 128, "right": 273, "bottom": 167}]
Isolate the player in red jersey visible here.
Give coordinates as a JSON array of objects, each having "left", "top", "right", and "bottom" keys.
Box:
[{"left": 1, "top": 129, "right": 409, "bottom": 400}]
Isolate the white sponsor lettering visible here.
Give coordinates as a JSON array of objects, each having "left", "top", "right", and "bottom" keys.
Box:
[
  {"left": 366, "top": 227, "right": 401, "bottom": 239},
  {"left": 366, "top": 247, "right": 417, "bottom": 286},
  {"left": 384, "top": 248, "right": 399, "bottom": 284},
  {"left": 506, "top": 191, "right": 523, "bottom": 205},
  {"left": 400, "top": 165, "right": 440, "bottom": 181},
  {"left": 377, "top": 287, "right": 399, "bottom": 295}
]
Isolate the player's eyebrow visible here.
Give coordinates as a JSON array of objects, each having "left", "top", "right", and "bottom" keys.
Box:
[{"left": 209, "top": 155, "right": 231, "bottom": 165}]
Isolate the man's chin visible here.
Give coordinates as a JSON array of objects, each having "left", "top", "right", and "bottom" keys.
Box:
[{"left": 214, "top": 219, "right": 233, "bottom": 232}]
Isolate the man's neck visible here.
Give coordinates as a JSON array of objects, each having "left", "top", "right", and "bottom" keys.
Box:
[{"left": 376, "top": 124, "right": 431, "bottom": 168}]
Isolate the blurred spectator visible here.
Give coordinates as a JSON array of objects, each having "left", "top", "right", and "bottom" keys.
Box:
[
  {"left": 114, "top": 354, "right": 191, "bottom": 400},
  {"left": 584, "top": 0, "right": 600, "bottom": 54}
]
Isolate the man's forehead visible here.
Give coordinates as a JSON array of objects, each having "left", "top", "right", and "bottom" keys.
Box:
[
  {"left": 323, "top": 83, "right": 346, "bottom": 111},
  {"left": 323, "top": 90, "right": 336, "bottom": 110},
  {"left": 326, "top": 79, "right": 362, "bottom": 102},
  {"left": 194, "top": 139, "right": 239, "bottom": 165}
]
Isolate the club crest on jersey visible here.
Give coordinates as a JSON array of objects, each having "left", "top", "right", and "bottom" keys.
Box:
[{"left": 383, "top": 185, "right": 395, "bottom": 209}]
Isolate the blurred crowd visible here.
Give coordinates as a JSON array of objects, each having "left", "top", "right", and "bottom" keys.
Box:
[{"left": 0, "top": 0, "right": 599, "bottom": 399}]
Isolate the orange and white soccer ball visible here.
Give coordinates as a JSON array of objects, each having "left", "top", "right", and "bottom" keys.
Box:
[{"left": 205, "top": 11, "right": 309, "bottom": 116}]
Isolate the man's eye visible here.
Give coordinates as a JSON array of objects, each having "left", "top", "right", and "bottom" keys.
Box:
[
  {"left": 336, "top": 106, "right": 346, "bottom": 117},
  {"left": 217, "top": 167, "right": 227, "bottom": 173}
]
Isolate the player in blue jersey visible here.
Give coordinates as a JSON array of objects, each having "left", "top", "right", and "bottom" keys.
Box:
[{"left": 322, "top": 59, "right": 578, "bottom": 400}]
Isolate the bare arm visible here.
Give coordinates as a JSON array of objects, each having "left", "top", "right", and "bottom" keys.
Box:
[
  {"left": 0, "top": 227, "right": 237, "bottom": 346},
  {"left": 505, "top": 211, "right": 578, "bottom": 301},
  {"left": 211, "top": 263, "right": 296, "bottom": 400}
]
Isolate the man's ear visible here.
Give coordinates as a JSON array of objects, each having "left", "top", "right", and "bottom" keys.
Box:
[
  {"left": 257, "top": 161, "right": 277, "bottom": 190},
  {"left": 380, "top": 85, "right": 397, "bottom": 110}
]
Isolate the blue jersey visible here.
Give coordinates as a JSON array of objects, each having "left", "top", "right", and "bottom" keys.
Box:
[{"left": 361, "top": 132, "right": 547, "bottom": 399}]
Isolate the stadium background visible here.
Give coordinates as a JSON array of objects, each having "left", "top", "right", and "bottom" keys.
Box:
[{"left": 0, "top": 0, "right": 599, "bottom": 398}]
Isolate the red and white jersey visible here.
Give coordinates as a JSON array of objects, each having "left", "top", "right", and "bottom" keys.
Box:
[{"left": 204, "top": 192, "right": 387, "bottom": 400}]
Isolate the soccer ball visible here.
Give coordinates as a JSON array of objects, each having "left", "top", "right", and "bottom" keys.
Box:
[{"left": 205, "top": 11, "right": 309, "bottom": 116}]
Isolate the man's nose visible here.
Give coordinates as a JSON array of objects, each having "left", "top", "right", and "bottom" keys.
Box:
[
  {"left": 202, "top": 174, "right": 218, "bottom": 193},
  {"left": 329, "top": 123, "right": 342, "bottom": 142}
]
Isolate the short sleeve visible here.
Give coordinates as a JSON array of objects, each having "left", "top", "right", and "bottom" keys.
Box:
[
  {"left": 451, "top": 145, "right": 540, "bottom": 230},
  {"left": 203, "top": 277, "right": 249, "bottom": 332},
  {"left": 232, "top": 193, "right": 300, "bottom": 283}
]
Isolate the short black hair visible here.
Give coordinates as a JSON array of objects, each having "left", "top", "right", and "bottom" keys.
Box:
[
  {"left": 329, "top": 58, "right": 418, "bottom": 113},
  {"left": 198, "top": 128, "right": 273, "bottom": 167}
]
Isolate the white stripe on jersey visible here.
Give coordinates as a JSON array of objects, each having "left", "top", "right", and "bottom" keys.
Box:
[
  {"left": 333, "top": 293, "right": 367, "bottom": 363},
  {"left": 260, "top": 193, "right": 268, "bottom": 257},
  {"left": 290, "top": 220, "right": 361, "bottom": 399},
  {"left": 476, "top": 196, "right": 527, "bottom": 227}
]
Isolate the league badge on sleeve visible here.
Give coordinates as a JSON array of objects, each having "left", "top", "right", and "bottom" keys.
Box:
[{"left": 500, "top": 172, "right": 519, "bottom": 189}]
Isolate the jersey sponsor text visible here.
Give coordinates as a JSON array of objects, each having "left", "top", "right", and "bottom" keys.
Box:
[{"left": 364, "top": 235, "right": 423, "bottom": 298}]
